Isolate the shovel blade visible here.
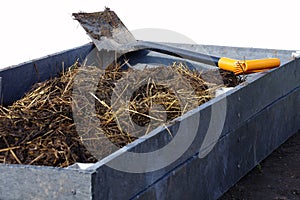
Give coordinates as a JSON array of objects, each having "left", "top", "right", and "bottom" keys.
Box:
[{"left": 73, "top": 8, "right": 136, "bottom": 51}]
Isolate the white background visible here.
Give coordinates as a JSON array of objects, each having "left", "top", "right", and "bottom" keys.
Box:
[{"left": 0, "top": 0, "right": 299, "bottom": 68}]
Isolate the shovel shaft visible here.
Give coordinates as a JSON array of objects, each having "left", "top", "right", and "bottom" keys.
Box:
[
  {"left": 136, "top": 41, "right": 281, "bottom": 75},
  {"left": 135, "top": 41, "right": 220, "bottom": 66}
]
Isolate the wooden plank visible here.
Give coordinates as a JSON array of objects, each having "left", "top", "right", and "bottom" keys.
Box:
[
  {"left": 0, "top": 165, "right": 93, "bottom": 200},
  {"left": 0, "top": 43, "right": 93, "bottom": 105}
]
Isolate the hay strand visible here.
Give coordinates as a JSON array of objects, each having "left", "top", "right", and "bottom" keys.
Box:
[{"left": 0, "top": 61, "right": 242, "bottom": 167}]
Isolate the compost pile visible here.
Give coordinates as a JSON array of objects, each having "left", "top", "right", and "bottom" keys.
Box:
[{"left": 0, "top": 61, "right": 241, "bottom": 167}]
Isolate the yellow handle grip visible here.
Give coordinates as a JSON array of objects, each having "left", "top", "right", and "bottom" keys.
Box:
[{"left": 218, "top": 57, "right": 281, "bottom": 75}]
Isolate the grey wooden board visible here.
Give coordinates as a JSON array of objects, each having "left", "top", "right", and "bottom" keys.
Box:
[
  {"left": 0, "top": 43, "right": 93, "bottom": 106},
  {"left": 0, "top": 165, "right": 93, "bottom": 200},
  {"left": 133, "top": 85, "right": 300, "bottom": 200},
  {"left": 90, "top": 57, "right": 300, "bottom": 199},
  {"left": 0, "top": 43, "right": 298, "bottom": 199},
  {"left": 175, "top": 43, "right": 294, "bottom": 64}
]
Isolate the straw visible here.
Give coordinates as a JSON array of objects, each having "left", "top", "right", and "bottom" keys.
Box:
[{"left": 0, "top": 61, "right": 242, "bottom": 167}]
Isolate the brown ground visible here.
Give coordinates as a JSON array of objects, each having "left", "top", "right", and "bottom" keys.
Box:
[{"left": 220, "top": 130, "right": 300, "bottom": 200}]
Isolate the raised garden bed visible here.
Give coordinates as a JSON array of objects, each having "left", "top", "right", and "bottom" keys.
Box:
[{"left": 0, "top": 43, "right": 298, "bottom": 199}]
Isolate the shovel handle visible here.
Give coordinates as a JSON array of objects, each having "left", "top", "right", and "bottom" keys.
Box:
[
  {"left": 136, "top": 41, "right": 280, "bottom": 75},
  {"left": 218, "top": 57, "right": 281, "bottom": 75}
]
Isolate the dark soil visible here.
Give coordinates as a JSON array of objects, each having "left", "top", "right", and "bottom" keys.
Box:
[{"left": 220, "top": 130, "right": 300, "bottom": 200}]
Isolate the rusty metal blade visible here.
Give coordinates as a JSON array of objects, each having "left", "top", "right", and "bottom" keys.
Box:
[
  {"left": 73, "top": 8, "right": 137, "bottom": 52},
  {"left": 72, "top": 8, "right": 220, "bottom": 67}
]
